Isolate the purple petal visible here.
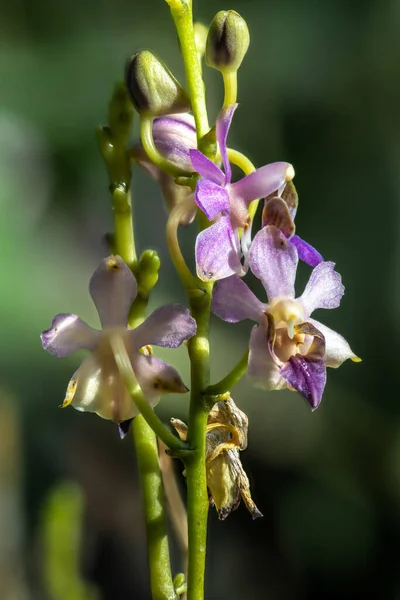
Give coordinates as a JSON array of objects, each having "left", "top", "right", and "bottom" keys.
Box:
[
  {"left": 290, "top": 235, "right": 323, "bottom": 267},
  {"left": 89, "top": 255, "right": 138, "bottom": 328},
  {"left": 229, "top": 162, "right": 294, "bottom": 207},
  {"left": 41, "top": 314, "right": 100, "bottom": 357},
  {"left": 310, "top": 319, "right": 361, "bottom": 367},
  {"left": 189, "top": 149, "right": 224, "bottom": 186},
  {"left": 129, "top": 304, "right": 197, "bottom": 350},
  {"left": 216, "top": 103, "right": 237, "bottom": 184},
  {"left": 280, "top": 355, "right": 327, "bottom": 410},
  {"left": 131, "top": 352, "right": 189, "bottom": 402},
  {"left": 195, "top": 216, "right": 242, "bottom": 282},
  {"left": 248, "top": 325, "right": 286, "bottom": 389},
  {"left": 212, "top": 276, "right": 265, "bottom": 323},
  {"left": 118, "top": 419, "right": 134, "bottom": 439},
  {"left": 249, "top": 225, "right": 298, "bottom": 303},
  {"left": 152, "top": 114, "right": 197, "bottom": 172},
  {"left": 298, "top": 262, "right": 344, "bottom": 318},
  {"left": 261, "top": 196, "right": 295, "bottom": 238},
  {"left": 195, "top": 178, "right": 230, "bottom": 221}
]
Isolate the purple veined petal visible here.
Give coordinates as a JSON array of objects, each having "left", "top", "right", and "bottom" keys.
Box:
[
  {"left": 118, "top": 419, "right": 134, "bottom": 439},
  {"left": 89, "top": 256, "right": 138, "bottom": 328},
  {"left": 248, "top": 324, "right": 286, "bottom": 390},
  {"left": 195, "top": 178, "right": 230, "bottom": 221},
  {"left": 298, "top": 261, "right": 344, "bottom": 318},
  {"left": 249, "top": 225, "right": 298, "bottom": 303},
  {"left": 129, "top": 304, "right": 197, "bottom": 350},
  {"left": 212, "top": 276, "right": 266, "bottom": 323},
  {"left": 195, "top": 215, "right": 243, "bottom": 282},
  {"left": 152, "top": 114, "right": 197, "bottom": 172},
  {"left": 310, "top": 319, "right": 361, "bottom": 367},
  {"left": 216, "top": 103, "right": 238, "bottom": 185},
  {"left": 229, "top": 162, "right": 294, "bottom": 207},
  {"left": 41, "top": 314, "right": 100, "bottom": 357},
  {"left": 290, "top": 235, "right": 323, "bottom": 267},
  {"left": 66, "top": 353, "right": 137, "bottom": 422},
  {"left": 131, "top": 352, "right": 189, "bottom": 402},
  {"left": 280, "top": 355, "right": 327, "bottom": 410},
  {"left": 189, "top": 149, "right": 225, "bottom": 186},
  {"left": 262, "top": 196, "right": 295, "bottom": 238}
]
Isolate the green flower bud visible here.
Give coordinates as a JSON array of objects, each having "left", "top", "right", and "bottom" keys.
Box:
[
  {"left": 125, "top": 50, "right": 191, "bottom": 117},
  {"left": 206, "top": 10, "right": 250, "bottom": 73}
]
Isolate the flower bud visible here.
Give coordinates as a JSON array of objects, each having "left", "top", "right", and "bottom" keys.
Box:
[
  {"left": 194, "top": 22, "right": 208, "bottom": 58},
  {"left": 125, "top": 50, "right": 191, "bottom": 117},
  {"left": 206, "top": 10, "right": 250, "bottom": 73}
]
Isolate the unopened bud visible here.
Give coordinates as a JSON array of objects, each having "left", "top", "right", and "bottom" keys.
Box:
[
  {"left": 125, "top": 50, "right": 191, "bottom": 117},
  {"left": 194, "top": 22, "right": 208, "bottom": 58},
  {"left": 206, "top": 10, "right": 250, "bottom": 73}
]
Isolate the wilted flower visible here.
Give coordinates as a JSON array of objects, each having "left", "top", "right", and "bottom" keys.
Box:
[
  {"left": 172, "top": 397, "right": 262, "bottom": 520},
  {"left": 189, "top": 103, "right": 294, "bottom": 281},
  {"left": 212, "top": 225, "right": 360, "bottom": 409},
  {"left": 41, "top": 256, "right": 196, "bottom": 435},
  {"left": 132, "top": 113, "right": 197, "bottom": 224}
]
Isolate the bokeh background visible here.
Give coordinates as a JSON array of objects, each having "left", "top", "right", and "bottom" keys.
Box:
[{"left": 1, "top": 0, "right": 399, "bottom": 598}]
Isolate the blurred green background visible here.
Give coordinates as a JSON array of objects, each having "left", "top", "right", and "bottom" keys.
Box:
[{"left": 0, "top": 0, "right": 399, "bottom": 598}]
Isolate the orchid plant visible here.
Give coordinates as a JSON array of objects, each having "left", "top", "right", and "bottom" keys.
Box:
[{"left": 41, "top": 2, "right": 360, "bottom": 599}]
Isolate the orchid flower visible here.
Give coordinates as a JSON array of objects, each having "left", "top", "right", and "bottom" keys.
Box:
[
  {"left": 41, "top": 255, "right": 197, "bottom": 436},
  {"left": 212, "top": 225, "right": 360, "bottom": 409},
  {"left": 189, "top": 103, "right": 294, "bottom": 282}
]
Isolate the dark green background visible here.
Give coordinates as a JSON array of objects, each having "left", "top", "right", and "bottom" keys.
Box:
[{"left": 0, "top": 0, "right": 399, "bottom": 598}]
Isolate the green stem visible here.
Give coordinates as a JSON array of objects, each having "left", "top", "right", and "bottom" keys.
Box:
[
  {"left": 133, "top": 415, "right": 179, "bottom": 600},
  {"left": 222, "top": 70, "right": 238, "bottom": 107},
  {"left": 140, "top": 116, "right": 187, "bottom": 178},
  {"left": 184, "top": 288, "right": 213, "bottom": 600},
  {"left": 111, "top": 335, "right": 189, "bottom": 453},
  {"left": 112, "top": 185, "right": 137, "bottom": 268},
  {"left": 204, "top": 349, "right": 249, "bottom": 397},
  {"left": 167, "top": 0, "right": 209, "bottom": 143}
]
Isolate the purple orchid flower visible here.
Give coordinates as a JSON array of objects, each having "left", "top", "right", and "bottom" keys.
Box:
[
  {"left": 41, "top": 255, "right": 197, "bottom": 436},
  {"left": 189, "top": 104, "right": 295, "bottom": 282},
  {"left": 212, "top": 225, "right": 360, "bottom": 409}
]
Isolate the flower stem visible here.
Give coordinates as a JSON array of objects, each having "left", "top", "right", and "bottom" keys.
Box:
[
  {"left": 167, "top": 0, "right": 210, "bottom": 146},
  {"left": 111, "top": 334, "right": 189, "bottom": 453},
  {"left": 203, "top": 348, "right": 249, "bottom": 397},
  {"left": 222, "top": 71, "right": 238, "bottom": 107},
  {"left": 140, "top": 116, "right": 188, "bottom": 178},
  {"left": 132, "top": 415, "right": 180, "bottom": 600},
  {"left": 112, "top": 184, "right": 137, "bottom": 268},
  {"left": 185, "top": 288, "right": 213, "bottom": 600}
]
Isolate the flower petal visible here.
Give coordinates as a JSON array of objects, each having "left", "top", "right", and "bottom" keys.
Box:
[
  {"left": 130, "top": 304, "right": 197, "bottom": 349},
  {"left": 229, "top": 162, "right": 294, "bottom": 207},
  {"left": 280, "top": 355, "right": 327, "bottom": 410},
  {"left": 290, "top": 235, "right": 323, "bottom": 267},
  {"left": 310, "top": 319, "right": 361, "bottom": 367},
  {"left": 189, "top": 149, "right": 225, "bottom": 186},
  {"left": 216, "top": 103, "right": 237, "bottom": 184},
  {"left": 89, "top": 255, "right": 138, "bottom": 328},
  {"left": 41, "top": 313, "right": 100, "bottom": 357},
  {"left": 66, "top": 353, "right": 137, "bottom": 422},
  {"left": 131, "top": 352, "right": 189, "bottom": 401},
  {"left": 262, "top": 196, "right": 295, "bottom": 238},
  {"left": 298, "top": 261, "right": 344, "bottom": 318},
  {"left": 152, "top": 113, "right": 197, "bottom": 172},
  {"left": 194, "top": 178, "right": 230, "bottom": 221},
  {"left": 212, "top": 276, "right": 265, "bottom": 323},
  {"left": 195, "top": 215, "right": 243, "bottom": 282},
  {"left": 249, "top": 225, "right": 298, "bottom": 302},
  {"left": 248, "top": 324, "right": 286, "bottom": 390}
]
